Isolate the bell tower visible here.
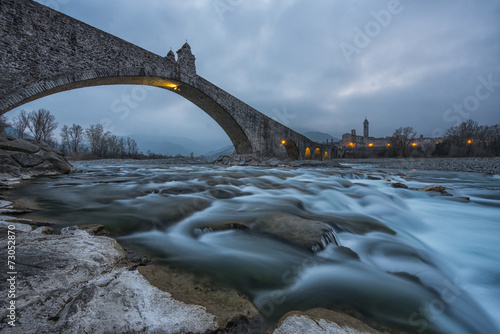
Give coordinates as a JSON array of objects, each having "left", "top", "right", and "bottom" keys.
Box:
[{"left": 363, "top": 118, "right": 369, "bottom": 138}]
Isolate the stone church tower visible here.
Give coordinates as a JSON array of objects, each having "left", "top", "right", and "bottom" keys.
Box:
[{"left": 363, "top": 118, "right": 369, "bottom": 138}]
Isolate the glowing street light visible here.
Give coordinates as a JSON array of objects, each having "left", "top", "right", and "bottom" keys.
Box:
[
  {"left": 368, "top": 143, "right": 374, "bottom": 147},
  {"left": 467, "top": 139, "right": 472, "bottom": 144},
  {"left": 281, "top": 140, "right": 286, "bottom": 145},
  {"left": 349, "top": 142, "right": 354, "bottom": 147},
  {"left": 412, "top": 142, "right": 417, "bottom": 147}
]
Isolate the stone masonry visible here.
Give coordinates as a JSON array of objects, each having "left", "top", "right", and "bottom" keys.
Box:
[{"left": 0, "top": 0, "right": 338, "bottom": 160}]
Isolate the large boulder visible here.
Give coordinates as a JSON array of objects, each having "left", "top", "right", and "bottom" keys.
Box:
[{"left": 0, "top": 135, "right": 74, "bottom": 182}]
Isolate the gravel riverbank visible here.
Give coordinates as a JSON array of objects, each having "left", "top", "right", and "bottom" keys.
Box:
[
  {"left": 73, "top": 156, "right": 500, "bottom": 175},
  {"left": 338, "top": 157, "right": 500, "bottom": 175}
]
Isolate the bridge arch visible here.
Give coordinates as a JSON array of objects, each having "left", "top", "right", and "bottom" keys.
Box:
[
  {"left": 314, "top": 148, "right": 322, "bottom": 160},
  {"left": 305, "top": 147, "right": 311, "bottom": 160},
  {"left": 1, "top": 71, "right": 253, "bottom": 155},
  {"left": 280, "top": 140, "right": 300, "bottom": 160}
]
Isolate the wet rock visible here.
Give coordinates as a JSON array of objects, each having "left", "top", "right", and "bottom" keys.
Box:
[
  {"left": 193, "top": 215, "right": 339, "bottom": 253},
  {"left": 139, "top": 265, "right": 264, "bottom": 333},
  {"left": 420, "top": 184, "right": 450, "bottom": 195},
  {"left": 78, "top": 224, "right": 109, "bottom": 236},
  {"left": 252, "top": 214, "right": 338, "bottom": 252},
  {"left": 450, "top": 196, "right": 471, "bottom": 202},
  {"left": 273, "top": 308, "right": 382, "bottom": 334},
  {"left": 195, "top": 220, "right": 249, "bottom": 233},
  {"left": 420, "top": 184, "right": 446, "bottom": 192},
  {"left": 391, "top": 182, "right": 408, "bottom": 189}
]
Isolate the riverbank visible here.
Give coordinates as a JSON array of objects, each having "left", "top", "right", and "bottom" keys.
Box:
[
  {"left": 72, "top": 156, "right": 500, "bottom": 174},
  {"left": 339, "top": 157, "right": 500, "bottom": 175}
]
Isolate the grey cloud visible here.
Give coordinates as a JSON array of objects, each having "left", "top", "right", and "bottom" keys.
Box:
[{"left": 18, "top": 0, "right": 500, "bottom": 146}]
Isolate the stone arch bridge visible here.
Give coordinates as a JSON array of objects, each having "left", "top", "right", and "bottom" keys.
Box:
[{"left": 0, "top": 0, "right": 339, "bottom": 160}]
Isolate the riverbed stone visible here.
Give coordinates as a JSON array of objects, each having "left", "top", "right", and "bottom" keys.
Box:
[
  {"left": 252, "top": 214, "right": 338, "bottom": 252},
  {"left": 193, "top": 215, "right": 338, "bottom": 252},
  {"left": 195, "top": 220, "right": 249, "bottom": 232},
  {"left": 273, "top": 309, "right": 383, "bottom": 334},
  {"left": 391, "top": 182, "right": 408, "bottom": 189},
  {"left": 138, "top": 264, "right": 264, "bottom": 333},
  {"left": 420, "top": 184, "right": 450, "bottom": 195}
]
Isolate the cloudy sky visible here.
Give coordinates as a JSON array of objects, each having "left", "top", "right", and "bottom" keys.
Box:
[{"left": 11, "top": 0, "right": 500, "bottom": 150}]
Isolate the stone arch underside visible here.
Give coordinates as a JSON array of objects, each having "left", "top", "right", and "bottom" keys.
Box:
[
  {"left": 1, "top": 72, "right": 254, "bottom": 155},
  {"left": 282, "top": 140, "right": 300, "bottom": 160}
]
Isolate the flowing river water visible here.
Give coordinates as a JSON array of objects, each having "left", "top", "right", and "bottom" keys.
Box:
[{"left": 8, "top": 162, "right": 500, "bottom": 333}]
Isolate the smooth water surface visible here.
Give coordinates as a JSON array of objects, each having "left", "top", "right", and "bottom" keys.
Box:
[{"left": 10, "top": 162, "right": 500, "bottom": 333}]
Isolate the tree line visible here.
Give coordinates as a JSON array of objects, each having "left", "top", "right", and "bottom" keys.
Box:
[
  {"left": 434, "top": 120, "right": 500, "bottom": 157},
  {"left": 1, "top": 108, "right": 141, "bottom": 159},
  {"left": 387, "top": 121, "right": 500, "bottom": 158}
]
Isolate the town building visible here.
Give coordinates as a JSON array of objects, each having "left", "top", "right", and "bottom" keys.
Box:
[{"left": 337, "top": 119, "right": 442, "bottom": 156}]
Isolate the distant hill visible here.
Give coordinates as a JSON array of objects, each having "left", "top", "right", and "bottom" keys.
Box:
[
  {"left": 303, "top": 131, "right": 340, "bottom": 142},
  {"left": 205, "top": 145, "right": 235, "bottom": 158},
  {"left": 132, "top": 134, "right": 234, "bottom": 157},
  {"left": 132, "top": 134, "right": 206, "bottom": 156}
]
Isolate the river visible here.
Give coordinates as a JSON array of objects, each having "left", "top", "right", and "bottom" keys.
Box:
[{"left": 9, "top": 162, "right": 500, "bottom": 333}]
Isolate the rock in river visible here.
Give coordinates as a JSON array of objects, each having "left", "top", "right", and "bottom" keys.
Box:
[
  {"left": 274, "top": 308, "right": 383, "bottom": 334},
  {"left": 252, "top": 214, "right": 338, "bottom": 252}
]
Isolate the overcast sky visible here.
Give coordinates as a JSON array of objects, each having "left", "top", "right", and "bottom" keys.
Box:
[{"left": 11, "top": 0, "right": 500, "bottom": 148}]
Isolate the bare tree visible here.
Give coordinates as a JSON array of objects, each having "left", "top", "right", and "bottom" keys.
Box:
[
  {"left": 68, "top": 124, "right": 84, "bottom": 153},
  {"left": 12, "top": 110, "right": 30, "bottom": 139},
  {"left": 26, "top": 108, "right": 58, "bottom": 143},
  {"left": 444, "top": 120, "right": 480, "bottom": 156},
  {"left": 60, "top": 125, "right": 71, "bottom": 153},
  {"left": 85, "top": 124, "right": 105, "bottom": 156},
  {"left": 126, "top": 137, "right": 139, "bottom": 157},
  {"left": 118, "top": 137, "right": 126, "bottom": 157},
  {"left": 106, "top": 132, "right": 121, "bottom": 157},
  {"left": 391, "top": 126, "right": 416, "bottom": 157}
]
